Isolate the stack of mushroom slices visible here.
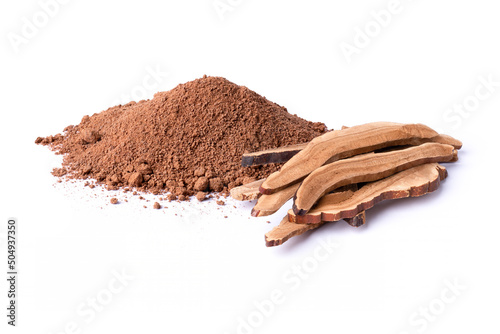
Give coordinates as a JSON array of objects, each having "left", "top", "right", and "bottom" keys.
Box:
[{"left": 230, "top": 122, "right": 462, "bottom": 247}]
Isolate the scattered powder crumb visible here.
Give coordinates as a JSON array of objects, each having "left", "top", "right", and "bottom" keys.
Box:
[
  {"left": 216, "top": 200, "right": 225, "bottom": 206},
  {"left": 153, "top": 202, "right": 161, "bottom": 209},
  {"left": 110, "top": 198, "right": 118, "bottom": 204},
  {"left": 196, "top": 192, "right": 206, "bottom": 202}
]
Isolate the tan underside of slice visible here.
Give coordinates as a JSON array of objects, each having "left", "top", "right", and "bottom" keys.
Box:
[
  {"left": 251, "top": 183, "right": 300, "bottom": 217},
  {"left": 230, "top": 179, "right": 265, "bottom": 201}
]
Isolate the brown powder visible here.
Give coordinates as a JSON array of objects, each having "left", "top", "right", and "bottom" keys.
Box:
[
  {"left": 36, "top": 76, "right": 326, "bottom": 197},
  {"left": 196, "top": 192, "right": 207, "bottom": 202}
]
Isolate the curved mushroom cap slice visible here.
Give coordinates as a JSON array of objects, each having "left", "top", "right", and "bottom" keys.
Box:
[
  {"left": 292, "top": 143, "right": 456, "bottom": 216},
  {"left": 260, "top": 122, "right": 439, "bottom": 194},
  {"left": 289, "top": 163, "right": 448, "bottom": 225},
  {"left": 267, "top": 163, "right": 447, "bottom": 247},
  {"left": 260, "top": 122, "right": 461, "bottom": 194},
  {"left": 265, "top": 188, "right": 356, "bottom": 247}
]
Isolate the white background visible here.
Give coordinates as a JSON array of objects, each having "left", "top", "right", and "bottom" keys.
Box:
[{"left": 1, "top": 0, "right": 499, "bottom": 333}]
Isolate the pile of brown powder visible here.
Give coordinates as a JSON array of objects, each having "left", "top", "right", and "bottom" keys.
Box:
[{"left": 36, "top": 76, "right": 326, "bottom": 200}]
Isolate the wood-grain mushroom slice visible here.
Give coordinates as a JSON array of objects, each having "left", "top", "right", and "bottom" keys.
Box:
[
  {"left": 292, "top": 143, "right": 457, "bottom": 215},
  {"left": 265, "top": 188, "right": 357, "bottom": 247},
  {"left": 230, "top": 179, "right": 265, "bottom": 201},
  {"left": 265, "top": 210, "right": 367, "bottom": 247},
  {"left": 251, "top": 182, "right": 362, "bottom": 217},
  {"left": 289, "top": 163, "right": 448, "bottom": 224},
  {"left": 432, "top": 134, "right": 462, "bottom": 150},
  {"left": 260, "top": 122, "right": 457, "bottom": 194},
  {"left": 251, "top": 183, "right": 300, "bottom": 217},
  {"left": 243, "top": 133, "right": 461, "bottom": 168},
  {"left": 265, "top": 216, "right": 322, "bottom": 247},
  {"left": 241, "top": 127, "right": 353, "bottom": 167},
  {"left": 268, "top": 163, "right": 447, "bottom": 246},
  {"left": 241, "top": 133, "right": 461, "bottom": 168},
  {"left": 233, "top": 143, "right": 433, "bottom": 203},
  {"left": 241, "top": 143, "right": 308, "bottom": 167},
  {"left": 329, "top": 183, "right": 366, "bottom": 226}
]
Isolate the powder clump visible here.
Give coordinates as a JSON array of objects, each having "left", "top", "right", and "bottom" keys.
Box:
[{"left": 36, "top": 76, "right": 326, "bottom": 197}]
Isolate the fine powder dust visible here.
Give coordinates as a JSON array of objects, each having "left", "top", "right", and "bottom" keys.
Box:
[{"left": 36, "top": 76, "right": 326, "bottom": 199}]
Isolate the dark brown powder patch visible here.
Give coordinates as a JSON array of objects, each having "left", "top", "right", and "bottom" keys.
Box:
[{"left": 36, "top": 76, "right": 326, "bottom": 197}]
